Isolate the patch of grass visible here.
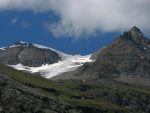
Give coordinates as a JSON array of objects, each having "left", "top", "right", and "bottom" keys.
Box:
[
  {"left": 0, "top": 64, "right": 56, "bottom": 88},
  {"left": 60, "top": 96, "right": 120, "bottom": 110}
]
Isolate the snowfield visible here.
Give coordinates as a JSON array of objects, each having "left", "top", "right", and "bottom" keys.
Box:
[
  {"left": 10, "top": 55, "right": 92, "bottom": 79},
  {"left": 7, "top": 42, "right": 93, "bottom": 78}
]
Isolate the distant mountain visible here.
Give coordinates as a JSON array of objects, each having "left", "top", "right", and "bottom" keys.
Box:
[
  {"left": 0, "top": 41, "right": 62, "bottom": 67},
  {"left": 52, "top": 27, "right": 150, "bottom": 86},
  {"left": 0, "top": 41, "right": 92, "bottom": 78}
]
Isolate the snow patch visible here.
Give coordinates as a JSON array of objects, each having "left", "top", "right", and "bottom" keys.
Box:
[
  {"left": 18, "top": 41, "right": 27, "bottom": 43},
  {"left": 2, "top": 41, "right": 93, "bottom": 78},
  {"left": 0, "top": 47, "right": 6, "bottom": 50},
  {"left": 9, "top": 55, "right": 93, "bottom": 79},
  {"left": 144, "top": 47, "right": 147, "bottom": 50}
]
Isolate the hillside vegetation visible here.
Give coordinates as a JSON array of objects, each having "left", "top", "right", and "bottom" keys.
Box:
[{"left": 0, "top": 64, "right": 150, "bottom": 113}]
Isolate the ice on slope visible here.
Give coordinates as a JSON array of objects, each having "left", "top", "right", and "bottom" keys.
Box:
[
  {"left": 5, "top": 42, "right": 93, "bottom": 78},
  {"left": 10, "top": 55, "right": 92, "bottom": 79},
  {"left": 0, "top": 47, "right": 6, "bottom": 50}
]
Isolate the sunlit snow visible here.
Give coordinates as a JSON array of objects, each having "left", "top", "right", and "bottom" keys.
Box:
[
  {"left": 10, "top": 55, "right": 92, "bottom": 79},
  {"left": 5, "top": 42, "right": 93, "bottom": 78}
]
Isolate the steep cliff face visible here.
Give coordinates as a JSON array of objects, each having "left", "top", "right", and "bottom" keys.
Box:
[{"left": 0, "top": 42, "right": 61, "bottom": 67}]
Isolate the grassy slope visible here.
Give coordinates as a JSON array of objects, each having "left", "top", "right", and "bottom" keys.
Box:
[{"left": 0, "top": 64, "right": 150, "bottom": 113}]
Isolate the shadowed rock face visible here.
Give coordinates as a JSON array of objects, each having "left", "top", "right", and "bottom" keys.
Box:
[{"left": 0, "top": 42, "right": 61, "bottom": 67}]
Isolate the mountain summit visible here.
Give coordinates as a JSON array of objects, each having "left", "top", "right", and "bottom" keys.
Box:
[
  {"left": 121, "top": 26, "right": 150, "bottom": 48},
  {"left": 84, "top": 27, "right": 150, "bottom": 84},
  {"left": 130, "top": 26, "right": 142, "bottom": 33},
  {"left": 53, "top": 27, "right": 150, "bottom": 86}
]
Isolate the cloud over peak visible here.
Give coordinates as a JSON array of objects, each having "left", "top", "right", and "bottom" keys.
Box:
[{"left": 0, "top": 0, "right": 150, "bottom": 38}]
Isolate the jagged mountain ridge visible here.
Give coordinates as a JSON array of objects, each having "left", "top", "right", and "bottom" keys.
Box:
[
  {"left": 87, "top": 26, "right": 150, "bottom": 78},
  {"left": 97, "top": 27, "right": 150, "bottom": 76},
  {"left": 52, "top": 27, "right": 150, "bottom": 86}
]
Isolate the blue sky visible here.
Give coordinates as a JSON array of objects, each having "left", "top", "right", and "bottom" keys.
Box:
[
  {"left": 0, "top": 11, "right": 120, "bottom": 55},
  {"left": 0, "top": 0, "right": 150, "bottom": 55}
]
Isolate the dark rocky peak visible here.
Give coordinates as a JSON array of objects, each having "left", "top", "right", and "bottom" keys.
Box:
[
  {"left": 129, "top": 26, "right": 144, "bottom": 39},
  {"left": 54, "top": 27, "right": 150, "bottom": 86},
  {"left": 91, "top": 27, "right": 150, "bottom": 61},
  {"left": 129, "top": 26, "right": 142, "bottom": 33},
  {"left": 122, "top": 26, "right": 143, "bottom": 39},
  {"left": 120, "top": 26, "right": 150, "bottom": 48},
  {"left": 70, "top": 27, "right": 150, "bottom": 85}
]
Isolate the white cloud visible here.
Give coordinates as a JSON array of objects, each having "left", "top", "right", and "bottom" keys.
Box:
[{"left": 0, "top": 0, "right": 150, "bottom": 38}]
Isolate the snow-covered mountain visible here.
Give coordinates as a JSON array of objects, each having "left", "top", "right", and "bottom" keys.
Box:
[{"left": 0, "top": 41, "right": 93, "bottom": 78}]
